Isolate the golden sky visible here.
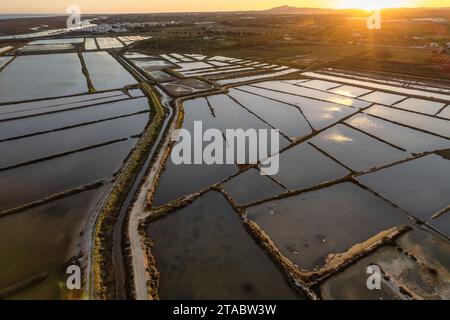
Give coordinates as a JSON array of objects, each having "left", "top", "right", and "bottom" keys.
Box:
[{"left": 0, "top": 0, "right": 448, "bottom": 14}]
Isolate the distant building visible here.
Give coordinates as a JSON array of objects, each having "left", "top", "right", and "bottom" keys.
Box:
[{"left": 412, "top": 18, "right": 448, "bottom": 24}]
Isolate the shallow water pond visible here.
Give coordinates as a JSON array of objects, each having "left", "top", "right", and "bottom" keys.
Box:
[
  {"left": 365, "top": 105, "right": 450, "bottom": 139},
  {"left": 123, "top": 52, "right": 151, "bottom": 59},
  {"left": 0, "top": 186, "right": 110, "bottom": 299},
  {"left": 176, "top": 61, "right": 212, "bottom": 71},
  {"left": 268, "top": 143, "right": 349, "bottom": 190},
  {"left": 0, "top": 56, "right": 12, "bottom": 69},
  {"left": 301, "top": 72, "right": 450, "bottom": 102},
  {"left": 208, "top": 56, "right": 236, "bottom": 62},
  {"left": 0, "top": 139, "right": 137, "bottom": 212},
  {"left": 30, "top": 38, "right": 84, "bottom": 45},
  {"left": 251, "top": 81, "right": 371, "bottom": 109},
  {"left": 0, "top": 91, "right": 129, "bottom": 121},
  {"left": 359, "top": 91, "right": 406, "bottom": 105},
  {"left": 0, "top": 113, "right": 148, "bottom": 169},
  {"left": 153, "top": 95, "right": 289, "bottom": 206},
  {"left": 329, "top": 85, "right": 372, "bottom": 98},
  {"left": 194, "top": 67, "right": 255, "bottom": 77},
  {"left": 152, "top": 98, "right": 238, "bottom": 206},
  {"left": 246, "top": 182, "right": 409, "bottom": 271},
  {"left": 95, "top": 37, "right": 122, "bottom": 49},
  {"left": 217, "top": 69, "right": 298, "bottom": 85},
  {"left": 228, "top": 88, "right": 312, "bottom": 139},
  {"left": 357, "top": 154, "right": 450, "bottom": 221},
  {"left": 18, "top": 44, "right": 75, "bottom": 53},
  {"left": 309, "top": 124, "right": 408, "bottom": 172},
  {"left": 184, "top": 65, "right": 248, "bottom": 76},
  {"left": 0, "top": 98, "right": 149, "bottom": 141},
  {"left": 320, "top": 248, "right": 403, "bottom": 300},
  {"left": 84, "top": 38, "right": 97, "bottom": 51},
  {"left": 298, "top": 101, "right": 357, "bottom": 130},
  {"left": 237, "top": 85, "right": 357, "bottom": 130},
  {"left": 430, "top": 215, "right": 450, "bottom": 239},
  {"left": 160, "top": 78, "right": 213, "bottom": 96},
  {"left": 83, "top": 52, "right": 136, "bottom": 91},
  {"left": 160, "top": 54, "right": 180, "bottom": 64},
  {"left": 152, "top": 159, "right": 237, "bottom": 207},
  {"left": 147, "top": 191, "right": 303, "bottom": 299},
  {"left": 185, "top": 54, "right": 207, "bottom": 60},
  {"left": 0, "top": 53, "right": 88, "bottom": 103},
  {"left": 397, "top": 228, "right": 450, "bottom": 281},
  {"left": 393, "top": 98, "right": 445, "bottom": 115},
  {"left": 300, "top": 79, "right": 340, "bottom": 91},
  {"left": 208, "top": 60, "right": 230, "bottom": 67},
  {"left": 222, "top": 169, "right": 286, "bottom": 205},
  {"left": 437, "top": 106, "right": 450, "bottom": 119},
  {"left": 346, "top": 114, "right": 450, "bottom": 154},
  {"left": 170, "top": 53, "right": 193, "bottom": 62},
  {"left": 206, "top": 94, "right": 290, "bottom": 150},
  {"left": 132, "top": 59, "right": 174, "bottom": 71},
  {"left": 147, "top": 70, "right": 175, "bottom": 82},
  {"left": 322, "top": 227, "right": 450, "bottom": 300}
]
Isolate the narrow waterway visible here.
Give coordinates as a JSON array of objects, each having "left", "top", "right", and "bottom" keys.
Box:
[{"left": 110, "top": 57, "right": 174, "bottom": 299}]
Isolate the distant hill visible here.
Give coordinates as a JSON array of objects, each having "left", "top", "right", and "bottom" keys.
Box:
[
  {"left": 258, "top": 5, "right": 450, "bottom": 18},
  {"left": 260, "top": 5, "right": 340, "bottom": 15}
]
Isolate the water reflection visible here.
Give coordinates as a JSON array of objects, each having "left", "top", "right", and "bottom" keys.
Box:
[
  {"left": 247, "top": 183, "right": 409, "bottom": 271},
  {"left": 83, "top": 52, "right": 137, "bottom": 91},
  {"left": 347, "top": 114, "right": 450, "bottom": 153},
  {"left": 0, "top": 54, "right": 88, "bottom": 103},
  {"left": 357, "top": 154, "right": 450, "bottom": 220},
  {"left": 310, "top": 124, "right": 407, "bottom": 171},
  {"left": 148, "top": 191, "right": 303, "bottom": 299}
]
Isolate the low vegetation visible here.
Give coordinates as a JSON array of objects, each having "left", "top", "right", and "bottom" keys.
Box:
[{"left": 92, "top": 84, "right": 166, "bottom": 299}]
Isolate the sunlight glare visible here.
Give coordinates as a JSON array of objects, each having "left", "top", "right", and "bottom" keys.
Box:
[{"left": 339, "top": 0, "right": 414, "bottom": 10}]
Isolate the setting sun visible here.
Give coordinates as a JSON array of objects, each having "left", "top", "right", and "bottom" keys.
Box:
[{"left": 336, "top": 0, "right": 417, "bottom": 10}]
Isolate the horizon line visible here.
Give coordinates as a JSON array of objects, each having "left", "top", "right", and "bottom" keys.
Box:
[{"left": 1, "top": 6, "right": 450, "bottom": 16}]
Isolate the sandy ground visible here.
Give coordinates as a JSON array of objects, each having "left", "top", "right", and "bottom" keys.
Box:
[{"left": 127, "top": 103, "right": 179, "bottom": 299}]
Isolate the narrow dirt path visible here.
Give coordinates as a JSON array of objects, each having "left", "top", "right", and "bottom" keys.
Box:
[{"left": 128, "top": 103, "right": 179, "bottom": 299}]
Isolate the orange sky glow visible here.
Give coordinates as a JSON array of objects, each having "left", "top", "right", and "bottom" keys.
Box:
[{"left": 0, "top": 0, "right": 448, "bottom": 14}]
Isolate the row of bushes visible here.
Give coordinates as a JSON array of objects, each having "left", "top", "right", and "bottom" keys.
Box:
[{"left": 91, "top": 84, "right": 166, "bottom": 299}]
